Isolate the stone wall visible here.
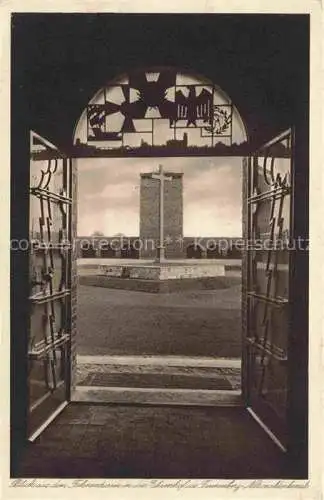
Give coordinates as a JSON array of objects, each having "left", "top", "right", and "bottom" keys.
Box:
[
  {"left": 99, "top": 262, "right": 226, "bottom": 281},
  {"left": 75, "top": 236, "right": 243, "bottom": 260}
]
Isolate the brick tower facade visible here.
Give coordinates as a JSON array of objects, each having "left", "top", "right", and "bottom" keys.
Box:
[{"left": 139, "top": 171, "right": 183, "bottom": 259}]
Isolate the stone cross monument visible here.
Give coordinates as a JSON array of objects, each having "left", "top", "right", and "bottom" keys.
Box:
[
  {"left": 139, "top": 167, "right": 183, "bottom": 260},
  {"left": 152, "top": 165, "right": 173, "bottom": 262}
]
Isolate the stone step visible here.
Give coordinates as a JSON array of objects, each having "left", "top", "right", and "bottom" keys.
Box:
[
  {"left": 76, "top": 360, "right": 241, "bottom": 391},
  {"left": 78, "top": 275, "right": 239, "bottom": 292}
]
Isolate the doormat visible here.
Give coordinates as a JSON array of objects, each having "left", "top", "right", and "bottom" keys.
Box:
[
  {"left": 76, "top": 364, "right": 241, "bottom": 391},
  {"left": 78, "top": 372, "right": 232, "bottom": 390}
]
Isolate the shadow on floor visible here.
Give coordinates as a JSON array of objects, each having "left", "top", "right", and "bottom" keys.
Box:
[{"left": 17, "top": 404, "right": 290, "bottom": 479}]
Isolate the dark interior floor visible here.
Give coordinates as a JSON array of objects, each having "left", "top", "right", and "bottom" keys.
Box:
[{"left": 17, "top": 404, "right": 289, "bottom": 479}]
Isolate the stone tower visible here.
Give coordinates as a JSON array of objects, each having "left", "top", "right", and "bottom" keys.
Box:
[{"left": 139, "top": 171, "right": 183, "bottom": 259}]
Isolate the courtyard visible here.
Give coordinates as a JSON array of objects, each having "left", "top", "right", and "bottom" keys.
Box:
[{"left": 76, "top": 275, "right": 241, "bottom": 359}]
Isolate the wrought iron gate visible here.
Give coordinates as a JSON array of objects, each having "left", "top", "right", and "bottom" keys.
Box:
[
  {"left": 28, "top": 132, "right": 72, "bottom": 439},
  {"left": 243, "top": 129, "right": 293, "bottom": 450}
]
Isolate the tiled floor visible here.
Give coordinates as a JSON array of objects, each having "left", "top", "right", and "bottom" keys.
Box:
[{"left": 17, "top": 403, "right": 290, "bottom": 478}]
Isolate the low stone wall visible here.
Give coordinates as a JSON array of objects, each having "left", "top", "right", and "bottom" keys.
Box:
[
  {"left": 158, "top": 264, "right": 225, "bottom": 280},
  {"left": 78, "top": 275, "right": 236, "bottom": 293},
  {"left": 99, "top": 263, "right": 225, "bottom": 281}
]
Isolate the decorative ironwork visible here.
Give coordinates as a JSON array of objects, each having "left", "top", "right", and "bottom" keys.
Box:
[
  {"left": 28, "top": 334, "right": 69, "bottom": 361},
  {"left": 71, "top": 69, "right": 252, "bottom": 156},
  {"left": 203, "top": 105, "right": 232, "bottom": 136},
  {"left": 86, "top": 73, "right": 234, "bottom": 146},
  {"left": 246, "top": 130, "right": 292, "bottom": 435},
  {"left": 28, "top": 132, "right": 71, "bottom": 422}
]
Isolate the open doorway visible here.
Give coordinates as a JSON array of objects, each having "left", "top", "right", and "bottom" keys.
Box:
[
  {"left": 75, "top": 156, "right": 243, "bottom": 402},
  {"left": 11, "top": 13, "right": 310, "bottom": 479},
  {"left": 71, "top": 67, "right": 248, "bottom": 404},
  {"left": 22, "top": 56, "right": 306, "bottom": 476}
]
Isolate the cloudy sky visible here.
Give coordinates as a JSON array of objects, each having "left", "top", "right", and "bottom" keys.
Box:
[{"left": 77, "top": 157, "right": 242, "bottom": 237}]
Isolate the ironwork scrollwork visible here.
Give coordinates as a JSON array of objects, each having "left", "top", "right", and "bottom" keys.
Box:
[
  {"left": 36, "top": 158, "right": 58, "bottom": 190},
  {"left": 204, "top": 105, "right": 232, "bottom": 136},
  {"left": 262, "top": 151, "right": 290, "bottom": 188},
  {"left": 249, "top": 132, "right": 292, "bottom": 407},
  {"left": 29, "top": 133, "right": 72, "bottom": 404},
  {"left": 83, "top": 70, "right": 238, "bottom": 152}
]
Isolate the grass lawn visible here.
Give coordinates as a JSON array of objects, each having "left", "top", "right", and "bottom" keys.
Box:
[{"left": 76, "top": 278, "right": 241, "bottom": 358}]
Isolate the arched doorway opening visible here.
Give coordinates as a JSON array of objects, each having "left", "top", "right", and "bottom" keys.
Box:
[
  {"left": 81, "top": 243, "right": 96, "bottom": 258},
  {"left": 100, "top": 243, "right": 116, "bottom": 258},
  {"left": 227, "top": 244, "right": 242, "bottom": 259},
  {"left": 73, "top": 67, "right": 246, "bottom": 411},
  {"left": 186, "top": 244, "right": 203, "bottom": 259},
  {"left": 121, "top": 244, "right": 139, "bottom": 259},
  {"left": 26, "top": 67, "right": 298, "bottom": 469},
  {"left": 206, "top": 243, "right": 224, "bottom": 259}
]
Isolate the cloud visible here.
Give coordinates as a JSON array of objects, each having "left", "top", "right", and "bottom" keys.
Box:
[
  {"left": 77, "top": 156, "right": 242, "bottom": 236},
  {"left": 184, "top": 164, "right": 241, "bottom": 202}
]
